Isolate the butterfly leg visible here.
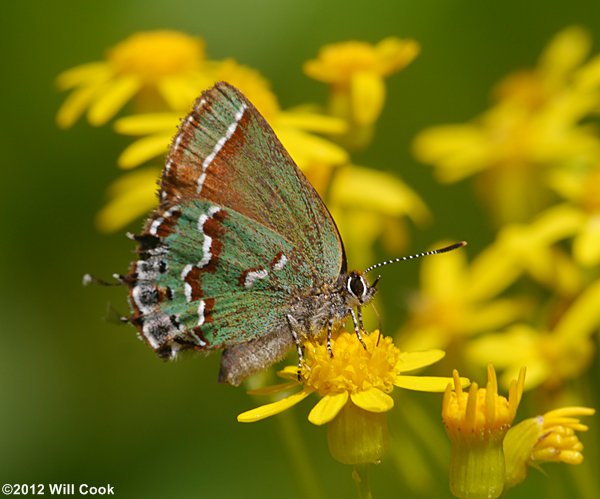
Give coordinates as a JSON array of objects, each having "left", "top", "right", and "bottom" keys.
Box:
[
  {"left": 350, "top": 308, "right": 367, "bottom": 350},
  {"left": 326, "top": 315, "right": 335, "bottom": 358},
  {"left": 286, "top": 314, "right": 304, "bottom": 381}
]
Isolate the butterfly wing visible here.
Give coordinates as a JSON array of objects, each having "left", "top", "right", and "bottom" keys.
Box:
[
  {"left": 126, "top": 82, "right": 344, "bottom": 374},
  {"left": 160, "top": 82, "right": 346, "bottom": 279}
]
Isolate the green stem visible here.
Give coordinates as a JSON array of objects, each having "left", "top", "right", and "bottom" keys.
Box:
[
  {"left": 276, "top": 410, "right": 326, "bottom": 499},
  {"left": 352, "top": 464, "right": 373, "bottom": 499}
]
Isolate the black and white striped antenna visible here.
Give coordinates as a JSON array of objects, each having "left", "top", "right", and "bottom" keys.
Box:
[{"left": 364, "top": 241, "right": 467, "bottom": 274}]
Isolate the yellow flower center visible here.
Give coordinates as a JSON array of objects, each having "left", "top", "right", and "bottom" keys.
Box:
[
  {"left": 107, "top": 31, "right": 204, "bottom": 83},
  {"left": 301, "top": 330, "right": 400, "bottom": 396}
]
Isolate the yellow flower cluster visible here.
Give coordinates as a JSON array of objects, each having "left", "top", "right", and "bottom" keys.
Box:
[
  {"left": 414, "top": 26, "right": 600, "bottom": 225},
  {"left": 57, "top": 27, "right": 597, "bottom": 497},
  {"left": 403, "top": 27, "right": 600, "bottom": 394},
  {"left": 401, "top": 26, "right": 599, "bottom": 495}
]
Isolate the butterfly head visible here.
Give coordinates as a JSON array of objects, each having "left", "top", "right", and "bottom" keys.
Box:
[{"left": 345, "top": 271, "right": 378, "bottom": 306}]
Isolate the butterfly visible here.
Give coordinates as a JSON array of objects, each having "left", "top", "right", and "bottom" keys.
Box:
[{"left": 119, "top": 82, "right": 464, "bottom": 386}]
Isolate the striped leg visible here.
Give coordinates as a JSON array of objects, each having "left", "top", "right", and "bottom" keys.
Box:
[
  {"left": 350, "top": 308, "right": 367, "bottom": 350},
  {"left": 326, "top": 315, "right": 335, "bottom": 358}
]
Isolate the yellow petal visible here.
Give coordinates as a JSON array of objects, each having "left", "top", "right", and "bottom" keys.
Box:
[
  {"left": 158, "top": 75, "right": 209, "bottom": 111},
  {"left": 467, "top": 244, "right": 523, "bottom": 301},
  {"left": 375, "top": 37, "right": 420, "bottom": 75},
  {"left": 539, "top": 26, "right": 591, "bottom": 84},
  {"left": 276, "top": 111, "right": 347, "bottom": 134},
  {"left": 394, "top": 375, "right": 469, "bottom": 392},
  {"left": 330, "top": 164, "right": 431, "bottom": 223},
  {"left": 118, "top": 133, "right": 172, "bottom": 169},
  {"left": 350, "top": 71, "right": 385, "bottom": 126},
  {"left": 95, "top": 168, "right": 160, "bottom": 232},
  {"left": 56, "top": 85, "right": 102, "bottom": 128},
  {"left": 276, "top": 127, "right": 349, "bottom": 167},
  {"left": 464, "top": 299, "right": 529, "bottom": 333},
  {"left": 573, "top": 216, "right": 600, "bottom": 266},
  {"left": 396, "top": 349, "right": 445, "bottom": 373},
  {"left": 545, "top": 168, "right": 585, "bottom": 201},
  {"left": 350, "top": 388, "right": 394, "bottom": 412},
  {"left": 56, "top": 62, "right": 111, "bottom": 90},
  {"left": 114, "top": 113, "right": 179, "bottom": 135},
  {"left": 308, "top": 392, "right": 349, "bottom": 425},
  {"left": 574, "top": 54, "right": 600, "bottom": 90},
  {"left": 465, "top": 324, "right": 538, "bottom": 368},
  {"left": 237, "top": 389, "right": 313, "bottom": 423},
  {"left": 500, "top": 361, "right": 548, "bottom": 391},
  {"left": 554, "top": 277, "right": 600, "bottom": 343},
  {"left": 96, "top": 187, "right": 157, "bottom": 233},
  {"left": 528, "top": 204, "right": 583, "bottom": 244},
  {"left": 277, "top": 366, "right": 301, "bottom": 380},
  {"left": 412, "top": 124, "right": 492, "bottom": 181},
  {"left": 88, "top": 75, "right": 142, "bottom": 126}
]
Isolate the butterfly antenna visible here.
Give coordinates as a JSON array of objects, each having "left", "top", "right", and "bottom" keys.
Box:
[{"left": 363, "top": 241, "right": 467, "bottom": 274}]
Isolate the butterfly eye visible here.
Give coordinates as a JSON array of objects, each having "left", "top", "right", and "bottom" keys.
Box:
[{"left": 347, "top": 274, "right": 367, "bottom": 301}]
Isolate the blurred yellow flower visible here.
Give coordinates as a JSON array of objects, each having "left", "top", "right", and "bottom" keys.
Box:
[
  {"left": 504, "top": 406, "right": 595, "bottom": 488},
  {"left": 238, "top": 330, "right": 466, "bottom": 464},
  {"left": 547, "top": 166, "right": 600, "bottom": 266},
  {"left": 413, "top": 26, "right": 600, "bottom": 223},
  {"left": 466, "top": 278, "right": 600, "bottom": 390},
  {"left": 304, "top": 37, "right": 419, "bottom": 147},
  {"left": 114, "top": 59, "right": 347, "bottom": 170},
  {"left": 56, "top": 31, "right": 210, "bottom": 127},
  {"left": 482, "top": 205, "right": 584, "bottom": 295},
  {"left": 328, "top": 164, "right": 430, "bottom": 269},
  {"left": 442, "top": 365, "right": 526, "bottom": 499},
  {"left": 398, "top": 241, "right": 528, "bottom": 352}
]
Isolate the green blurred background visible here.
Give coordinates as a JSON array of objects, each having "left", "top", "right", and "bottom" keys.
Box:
[{"left": 2, "top": 1, "right": 599, "bottom": 498}]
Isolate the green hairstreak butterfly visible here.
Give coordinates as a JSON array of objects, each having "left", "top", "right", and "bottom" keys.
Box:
[{"left": 116, "top": 82, "right": 464, "bottom": 385}]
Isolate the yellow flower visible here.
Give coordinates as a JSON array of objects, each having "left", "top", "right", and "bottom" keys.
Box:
[
  {"left": 466, "top": 277, "right": 600, "bottom": 390},
  {"left": 481, "top": 205, "right": 584, "bottom": 295},
  {"left": 398, "top": 241, "right": 528, "bottom": 352},
  {"left": 547, "top": 166, "right": 600, "bottom": 266},
  {"left": 504, "top": 406, "right": 595, "bottom": 488},
  {"left": 413, "top": 26, "right": 600, "bottom": 224},
  {"left": 304, "top": 37, "right": 419, "bottom": 147},
  {"left": 56, "top": 30, "right": 209, "bottom": 127},
  {"left": 238, "top": 330, "right": 467, "bottom": 464},
  {"left": 442, "top": 365, "right": 526, "bottom": 499}
]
